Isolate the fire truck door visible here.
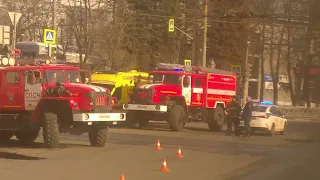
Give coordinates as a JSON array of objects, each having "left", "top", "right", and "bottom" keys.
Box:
[
  {"left": 191, "top": 76, "right": 205, "bottom": 105},
  {"left": 24, "top": 71, "right": 42, "bottom": 111},
  {"left": 2, "top": 71, "right": 24, "bottom": 110},
  {"left": 182, "top": 75, "right": 191, "bottom": 106}
]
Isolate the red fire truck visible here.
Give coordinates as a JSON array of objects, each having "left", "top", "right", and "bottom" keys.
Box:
[
  {"left": 123, "top": 63, "right": 236, "bottom": 131},
  {"left": 0, "top": 60, "right": 125, "bottom": 148}
]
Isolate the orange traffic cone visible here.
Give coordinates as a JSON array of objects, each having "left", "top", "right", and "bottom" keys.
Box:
[
  {"left": 120, "top": 175, "right": 125, "bottom": 180},
  {"left": 156, "top": 140, "right": 161, "bottom": 150},
  {"left": 176, "top": 146, "right": 183, "bottom": 158},
  {"left": 161, "top": 158, "right": 169, "bottom": 172}
]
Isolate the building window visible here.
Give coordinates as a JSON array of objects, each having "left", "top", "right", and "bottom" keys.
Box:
[{"left": 6, "top": 72, "right": 20, "bottom": 84}]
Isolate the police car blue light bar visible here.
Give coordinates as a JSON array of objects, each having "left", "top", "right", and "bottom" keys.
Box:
[
  {"left": 173, "top": 68, "right": 183, "bottom": 72},
  {"left": 260, "top": 101, "right": 273, "bottom": 105}
]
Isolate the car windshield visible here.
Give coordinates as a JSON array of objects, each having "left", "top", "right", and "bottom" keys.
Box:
[
  {"left": 252, "top": 105, "right": 268, "bottom": 112},
  {"left": 44, "top": 70, "right": 81, "bottom": 83},
  {"left": 150, "top": 73, "right": 181, "bottom": 85}
]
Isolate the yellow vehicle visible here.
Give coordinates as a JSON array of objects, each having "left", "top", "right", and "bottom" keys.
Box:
[{"left": 91, "top": 70, "right": 149, "bottom": 107}]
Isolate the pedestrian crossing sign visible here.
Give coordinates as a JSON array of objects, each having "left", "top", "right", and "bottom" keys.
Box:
[
  {"left": 231, "top": 65, "right": 241, "bottom": 76},
  {"left": 43, "top": 29, "right": 56, "bottom": 44}
]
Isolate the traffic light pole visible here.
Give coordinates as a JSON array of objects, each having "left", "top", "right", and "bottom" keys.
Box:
[
  {"left": 242, "top": 41, "right": 251, "bottom": 107},
  {"left": 202, "top": 0, "right": 208, "bottom": 68}
]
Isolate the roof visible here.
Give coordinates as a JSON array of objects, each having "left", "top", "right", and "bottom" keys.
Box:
[
  {"left": 16, "top": 42, "right": 46, "bottom": 46},
  {"left": 1, "top": 65, "right": 80, "bottom": 71}
]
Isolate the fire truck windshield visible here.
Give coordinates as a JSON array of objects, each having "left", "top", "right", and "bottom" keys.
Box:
[
  {"left": 151, "top": 73, "right": 181, "bottom": 85},
  {"left": 44, "top": 70, "right": 81, "bottom": 83}
]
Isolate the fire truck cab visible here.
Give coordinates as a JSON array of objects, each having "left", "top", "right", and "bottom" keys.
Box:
[
  {"left": 123, "top": 63, "right": 236, "bottom": 131},
  {"left": 0, "top": 61, "right": 126, "bottom": 148}
]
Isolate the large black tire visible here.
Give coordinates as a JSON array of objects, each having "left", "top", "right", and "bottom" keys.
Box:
[
  {"left": 168, "top": 105, "right": 186, "bottom": 132},
  {"left": 126, "top": 112, "right": 139, "bottom": 129},
  {"left": 89, "top": 123, "right": 109, "bottom": 147},
  {"left": 0, "top": 131, "right": 14, "bottom": 143},
  {"left": 208, "top": 106, "right": 225, "bottom": 131},
  {"left": 138, "top": 119, "right": 149, "bottom": 129},
  {"left": 15, "top": 129, "right": 40, "bottom": 144},
  {"left": 42, "top": 113, "right": 60, "bottom": 148},
  {"left": 126, "top": 112, "right": 149, "bottom": 129}
]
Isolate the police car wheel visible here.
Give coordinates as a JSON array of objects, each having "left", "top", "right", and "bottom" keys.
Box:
[
  {"left": 280, "top": 123, "right": 286, "bottom": 135},
  {"left": 268, "top": 124, "right": 275, "bottom": 136}
]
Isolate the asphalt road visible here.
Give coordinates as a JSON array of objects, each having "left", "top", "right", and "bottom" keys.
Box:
[{"left": 0, "top": 120, "right": 319, "bottom": 180}]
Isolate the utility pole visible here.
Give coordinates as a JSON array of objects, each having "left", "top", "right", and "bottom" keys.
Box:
[
  {"left": 257, "top": 56, "right": 262, "bottom": 100},
  {"left": 242, "top": 41, "right": 251, "bottom": 107},
  {"left": 53, "top": 0, "right": 57, "bottom": 29},
  {"left": 202, "top": 0, "right": 208, "bottom": 67},
  {"left": 49, "top": 0, "right": 57, "bottom": 59}
]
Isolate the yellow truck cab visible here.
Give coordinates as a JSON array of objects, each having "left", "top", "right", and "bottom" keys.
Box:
[{"left": 91, "top": 70, "right": 149, "bottom": 108}]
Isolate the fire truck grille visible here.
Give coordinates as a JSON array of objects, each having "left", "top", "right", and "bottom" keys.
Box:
[
  {"left": 95, "top": 95, "right": 108, "bottom": 106},
  {"left": 89, "top": 91, "right": 112, "bottom": 113},
  {"left": 132, "top": 88, "right": 153, "bottom": 104}
]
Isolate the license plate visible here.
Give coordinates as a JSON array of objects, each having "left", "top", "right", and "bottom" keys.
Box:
[{"left": 137, "top": 105, "right": 147, "bottom": 109}]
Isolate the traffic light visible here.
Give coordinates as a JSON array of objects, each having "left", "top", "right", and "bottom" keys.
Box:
[
  {"left": 247, "top": 63, "right": 252, "bottom": 77},
  {"left": 52, "top": 47, "right": 57, "bottom": 60}
]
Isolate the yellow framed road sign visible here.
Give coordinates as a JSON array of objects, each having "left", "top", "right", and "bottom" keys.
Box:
[
  {"left": 231, "top": 65, "right": 241, "bottom": 76},
  {"left": 184, "top": 59, "right": 192, "bottom": 67},
  {"left": 168, "top": 19, "right": 174, "bottom": 32},
  {"left": 43, "top": 28, "right": 56, "bottom": 44}
]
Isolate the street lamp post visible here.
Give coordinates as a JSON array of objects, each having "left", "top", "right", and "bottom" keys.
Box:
[{"left": 242, "top": 40, "right": 251, "bottom": 107}]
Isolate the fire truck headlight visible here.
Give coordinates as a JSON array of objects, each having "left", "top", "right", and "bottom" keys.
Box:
[
  {"left": 45, "top": 60, "right": 50, "bottom": 64},
  {"left": 83, "top": 114, "right": 89, "bottom": 120},
  {"left": 8, "top": 58, "right": 15, "bottom": 66},
  {"left": 2, "top": 58, "right": 8, "bottom": 65}
]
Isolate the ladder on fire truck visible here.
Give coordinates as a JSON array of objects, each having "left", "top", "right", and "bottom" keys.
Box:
[{"left": 156, "top": 63, "right": 234, "bottom": 76}]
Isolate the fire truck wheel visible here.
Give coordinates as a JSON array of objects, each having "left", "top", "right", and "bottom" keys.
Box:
[
  {"left": 138, "top": 119, "right": 149, "bottom": 129},
  {"left": 88, "top": 123, "right": 109, "bottom": 147},
  {"left": 42, "top": 113, "right": 60, "bottom": 148},
  {"left": 168, "top": 105, "right": 185, "bottom": 132},
  {"left": 0, "top": 131, "right": 14, "bottom": 143},
  {"left": 126, "top": 112, "right": 139, "bottom": 129},
  {"left": 15, "top": 129, "right": 40, "bottom": 144},
  {"left": 208, "top": 106, "right": 225, "bottom": 131}
]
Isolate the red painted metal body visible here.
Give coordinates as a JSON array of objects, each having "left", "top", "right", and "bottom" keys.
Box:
[
  {"left": 0, "top": 65, "right": 110, "bottom": 113},
  {"left": 133, "top": 67, "right": 237, "bottom": 109}
]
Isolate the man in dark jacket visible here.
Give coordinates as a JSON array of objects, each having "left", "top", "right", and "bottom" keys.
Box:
[
  {"left": 225, "top": 95, "right": 242, "bottom": 135},
  {"left": 241, "top": 96, "right": 254, "bottom": 137}
]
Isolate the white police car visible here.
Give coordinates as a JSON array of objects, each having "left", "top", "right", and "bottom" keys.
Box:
[{"left": 238, "top": 104, "right": 287, "bottom": 136}]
